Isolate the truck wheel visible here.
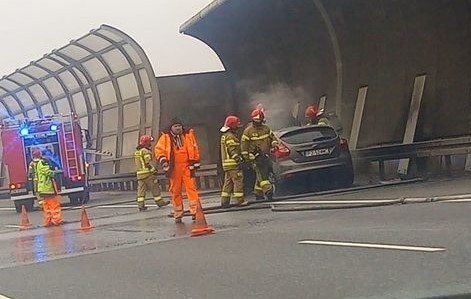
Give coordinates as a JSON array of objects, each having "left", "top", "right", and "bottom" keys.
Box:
[
  {"left": 69, "top": 191, "right": 90, "bottom": 206},
  {"left": 14, "top": 199, "right": 34, "bottom": 213}
]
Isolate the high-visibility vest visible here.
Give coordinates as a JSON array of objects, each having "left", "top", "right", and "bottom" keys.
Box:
[
  {"left": 154, "top": 129, "right": 200, "bottom": 169},
  {"left": 220, "top": 131, "right": 242, "bottom": 171},
  {"left": 36, "top": 159, "right": 56, "bottom": 195},
  {"left": 241, "top": 124, "right": 278, "bottom": 160},
  {"left": 134, "top": 147, "right": 155, "bottom": 180}
]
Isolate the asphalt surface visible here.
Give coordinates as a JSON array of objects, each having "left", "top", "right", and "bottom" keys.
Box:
[{"left": 0, "top": 177, "right": 470, "bottom": 298}]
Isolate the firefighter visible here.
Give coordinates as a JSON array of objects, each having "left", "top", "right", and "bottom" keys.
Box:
[
  {"left": 135, "top": 135, "right": 170, "bottom": 212},
  {"left": 220, "top": 115, "right": 249, "bottom": 208},
  {"left": 28, "top": 148, "right": 42, "bottom": 210},
  {"left": 154, "top": 118, "right": 201, "bottom": 223},
  {"left": 36, "top": 150, "right": 64, "bottom": 226},
  {"left": 241, "top": 108, "right": 278, "bottom": 201},
  {"left": 305, "top": 105, "right": 330, "bottom": 126}
]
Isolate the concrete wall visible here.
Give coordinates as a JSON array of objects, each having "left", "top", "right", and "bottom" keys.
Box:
[
  {"left": 156, "top": 71, "right": 234, "bottom": 164},
  {"left": 182, "top": 0, "right": 471, "bottom": 148}
]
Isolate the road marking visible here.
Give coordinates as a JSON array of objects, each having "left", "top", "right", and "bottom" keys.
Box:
[
  {"left": 273, "top": 200, "right": 395, "bottom": 205},
  {"left": 440, "top": 199, "right": 471, "bottom": 203},
  {"left": 0, "top": 208, "right": 16, "bottom": 211},
  {"left": 96, "top": 204, "right": 143, "bottom": 209},
  {"left": 298, "top": 240, "right": 445, "bottom": 252},
  {"left": 4, "top": 225, "right": 21, "bottom": 228},
  {"left": 0, "top": 294, "right": 13, "bottom": 299}
]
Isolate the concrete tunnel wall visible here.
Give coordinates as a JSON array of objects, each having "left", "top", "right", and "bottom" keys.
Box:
[{"left": 181, "top": 0, "right": 471, "bottom": 148}]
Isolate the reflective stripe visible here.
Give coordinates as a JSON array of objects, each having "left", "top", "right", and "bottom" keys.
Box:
[
  {"left": 230, "top": 153, "right": 239, "bottom": 159},
  {"left": 250, "top": 134, "right": 270, "bottom": 140},
  {"left": 154, "top": 196, "right": 162, "bottom": 201},
  {"left": 254, "top": 185, "right": 263, "bottom": 191},
  {"left": 226, "top": 139, "right": 239, "bottom": 146},
  {"left": 233, "top": 192, "right": 244, "bottom": 197},
  {"left": 137, "top": 197, "right": 145, "bottom": 202},
  {"left": 241, "top": 151, "right": 249, "bottom": 155},
  {"left": 221, "top": 192, "right": 230, "bottom": 197},
  {"left": 248, "top": 153, "right": 256, "bottom": 160},
  {"left": 241, "top": 134, "right": 250, "bottom": 141},
  {"left": 137, "top": 170, "right": 152, "bottom": 175},
  {"left": 260, "top": 180, "right": 271, "bottom": 187},
  {"left": 222, "top": 159, "right": 238, "bottom": 167},
  {"left": 271, "top": 140, "right": 278, "bottom": 146}
]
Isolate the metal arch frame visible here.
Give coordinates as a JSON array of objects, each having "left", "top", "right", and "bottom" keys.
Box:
[
  {"left": 4, "top": 75, "right": 42, "bottom": 115},
  {"left": 101, "top": 24, "right": 161, "bottom": 137},
  {"left": 0, "top": 78, "right": 27, "bottom": 117},
  {"left": 16, "top": 70, "right": 58, "bottom": 116},
  {"left": 0, "top": 87, "right": 14, "bottom": 116},
  {"left": 93, "top": 31, "right": 150, "bottom": 135}
]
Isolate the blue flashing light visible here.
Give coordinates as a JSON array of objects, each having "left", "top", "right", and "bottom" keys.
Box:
[
  {"left": 20, "top": 127, "right": 29, "bottom": 136},
  {"left": 50, "top": 124, "right": 58, "bottom": 131}
]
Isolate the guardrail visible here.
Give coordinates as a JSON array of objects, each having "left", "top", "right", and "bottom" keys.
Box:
[
  {"left": 351, "top": 136, "right": 471, "bottom": 179},
  {"left": 88, "top": 163, "right": 220, "bottom": 192}
]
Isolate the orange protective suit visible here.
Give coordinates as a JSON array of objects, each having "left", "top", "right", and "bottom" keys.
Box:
[
  {"left": 154, "top": 129, "right": 201, "bottom": 220},
  {"left": 42, "top": 195, "right": 63, "bottom": 226}
]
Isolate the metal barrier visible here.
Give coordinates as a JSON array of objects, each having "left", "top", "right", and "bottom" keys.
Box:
[
  {"left": 88, "top": 163, "right": 220, "bottom": 192},
  {"left": 351, "top": 136, "right": 471, "bottom": 179}
]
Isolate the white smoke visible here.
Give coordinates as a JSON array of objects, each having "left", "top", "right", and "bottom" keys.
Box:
[{"left": 248, "top": 83, "right": 310, "bottom": 130}]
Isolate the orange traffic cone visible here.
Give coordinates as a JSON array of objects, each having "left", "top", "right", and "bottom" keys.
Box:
[
  {"left": 19, "top": 205, "right": 32, "bottom": 230},
  {"left": 191, "top": 201, "right": 214, "bottom": 237},
  {"left": 80, "top": 205, "right": 94, "bottom": 230}
]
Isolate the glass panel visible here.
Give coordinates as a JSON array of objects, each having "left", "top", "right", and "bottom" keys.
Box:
[
  {"left": 72, "top": 67, "right": 88, "bottom": 85},
  {"left": 59, "top": 44, "right": 90, "bottom": 60},
  {"left": 36, "top": 58, "right": 62, "bottom": 72},
  {"left": 123, "top": 101, "right": 140, "bottom": 128},
  {"left": 122, "top": 131, "right": 139, "bottom": 156},
  {"left": 78, "top": 34, "right": 111, "bottom": 52},
  {"left": 101, "top": 135, "right": 116, "bottom": 156},
  {"left": 0, "top": 89, "right": 6, "bottom": 96},
  {"left": 27, "top": 109, "right": 39, "bottom": 119},
  {"left": 72, "top": 92, "right": 87, "bottom": 115},
  {"left": 58, "top": 71, "right": 80, "bottom": 90},
  {"left": 82, "top": 58, "right": 108, "bottom": 81},
  {"left": 92, "top": 113, "right": 98, "bottom": 136},
  {"left": 29, "top": 84, "right": 49, "bottom": 103},
  {"left": 41, "top": 103, "right": 55, "bottom": 116},
  {"left": 9, "top": 73, "right": 33, "bottom": 85},
  {"left": 117, "top": 73, "right": 139, "bottom": 100},
  {"left": 146, "top": 97, "right": 153, "bottom": 126},
  {"left": 43, "top": 77, "right": 64, "bottom": 98},
  {"left": 97, "top": 81, "right": 117, "bottom": 106},
  {"left": 22, "top": 65, "right": 48, "bottom": 79},
  {"left": 86, "top": 88, "right": 97, "bottom": 110},
  {"left": 102, "top": 49, "right": 129, "bottom": 74},
  {"left": 80, "top": 115, "right": 88, "bottom": 130},
  {"left": 119, "top": 158, "right": 135, "bottom": 173},
  {"left": 96, "top": 29, "right": 122, "bottom": 42},
  {"left": 0, "top": 79, "right": 20, "bottom": 91},
  {"left": 102, "top": 108, "right": 118, "bottom": 132},
  {"left": 139, "top": 69, "right": 151, "bottom": 93},
  {"left": 97, "top": 161, "right": 114, "bottom": 175},
  {"left": 16, "top": 91, "right": 35, "bottom": 109},
  {"left": 4, "top": 96, "right": 21, "bottom": 113},
  {"left": 123, "top": 44, "right": 142, "bottom": 65},
  {"left": 0, "top": 102, "right": 9, "bottom": 118},
  {"left": 55, "top": 97, "right": 70, "bottom": 113}
]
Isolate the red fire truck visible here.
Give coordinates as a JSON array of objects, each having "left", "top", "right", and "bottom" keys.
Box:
[{"left": 1, "top": 113, "right": 89, "bottom": 212}]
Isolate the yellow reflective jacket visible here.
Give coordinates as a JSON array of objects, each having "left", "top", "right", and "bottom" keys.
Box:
[
  {"left": 220, "top": 131, "right": 242, "bottom": 171},
  {"left": 36, "top": 159, "right": 56, "bottom": 195},
  {"left": 135, "top": 147, "right": 155, "bottom": 180},
  {"left": 241, "top": 123, "right": 278, "bottom": 160}
]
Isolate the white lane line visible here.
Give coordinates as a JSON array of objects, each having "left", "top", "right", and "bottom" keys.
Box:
[
  {"left": 440, "top": 199, "right": 471, "bottom": 203},
  {"left": 4, "top": 225, "right": 21, "bottom": 228},
  {"left": 0, "top": 208, "right": 16, "bottom": 211},
  {"left": 0, "top": 294, "right": 13, "bottom": 299},
  {"left": 96, "top": 204, "right": 142, "bottom": 209},
  {"left": 298, "top": 240, "right": 445, "bottom": 252},
  {"left": 273, "top": 200, "right": 395, "bottom": 205}
]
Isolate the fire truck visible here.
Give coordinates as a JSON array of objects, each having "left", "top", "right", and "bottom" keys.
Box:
[{"left": 1, "top": 113, "right": 90, "bottom": 212}]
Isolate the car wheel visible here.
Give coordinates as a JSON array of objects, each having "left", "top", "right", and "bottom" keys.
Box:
[{"left": 338, "top": 166, "right": 354, "bottom": 188}]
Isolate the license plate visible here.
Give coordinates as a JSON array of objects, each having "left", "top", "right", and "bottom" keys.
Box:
[
  {"left": 304, "top": 148, "right": 330, "bottom": 157},
  {"left": 10, "top": 188, "right": 27, "bottom": 194}
]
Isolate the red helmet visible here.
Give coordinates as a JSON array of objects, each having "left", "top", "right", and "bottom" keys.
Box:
[
  {"left": 220, "top": 115, "right": 241, "bottom": 132},
  {"left": 32, "top": 148, "right": 41, "bottom": 159},
  {"left": 251, "top": 108, "right": 265, "bottom": 122},
  {"left": 305, "top": 105, "right": 320, "bottom": 118},
  {"left": 139, "top": 135, "right": 154, "bottom": 146}
]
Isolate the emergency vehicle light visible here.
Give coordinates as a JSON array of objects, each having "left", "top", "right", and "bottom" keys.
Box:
[
  {"left": 50, "top": 124, "right": 58, "bottom": 131},
  {"left": 20, "top": 127, "right": 29, "bottom": 136}
]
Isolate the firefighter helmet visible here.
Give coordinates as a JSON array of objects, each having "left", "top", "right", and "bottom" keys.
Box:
[
  {"left": 32, "top": 148, "right": 41, "bottom": 159},
  {"left": 139, "top": 135, "right": 154, "bottom": 146},
  {"left": 220, "top": 115, "right": 241, "bottom": 132},
  {"left": 251, "top": 108, "right": 265, "bottom": 122},
  {"left": 305, "top": 105, "right": 319, "bottom": 118}
]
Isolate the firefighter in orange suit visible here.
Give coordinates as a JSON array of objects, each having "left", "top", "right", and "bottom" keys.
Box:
[
  {"left": 154, "top": 118, "right": 201, "bottom": 223},
  {"left": 36, "top": 149, "right": 64, "bottom": 226},
  {"left": 135, "top": 135, "right": 170, "bottom": 212}
]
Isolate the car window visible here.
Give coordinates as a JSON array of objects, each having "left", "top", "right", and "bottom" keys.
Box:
[{"left": 280, "top": 127, "right": 337, "bottom": 144}]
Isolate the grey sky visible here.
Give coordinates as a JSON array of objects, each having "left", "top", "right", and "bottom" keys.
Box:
[{"left": 0, "top": 0, "right": 223, "bottom": 77}]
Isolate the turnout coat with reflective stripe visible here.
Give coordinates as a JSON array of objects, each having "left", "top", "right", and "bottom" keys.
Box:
[
  {"left": 241, "top": 123, "right": 278, "bottom": 160},
  {"left": 220, "top": 131, "right": 242, "bottom": 171}
]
